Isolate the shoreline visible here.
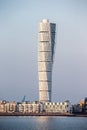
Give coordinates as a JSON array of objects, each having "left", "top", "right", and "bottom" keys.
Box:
[{"left": 0, "top": 112, "right": 87, "bottom": 117}]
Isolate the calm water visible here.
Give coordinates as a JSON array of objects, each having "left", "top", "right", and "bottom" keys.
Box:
[{"left": 0, "top": 116, "right": 87, "bottom": 130}]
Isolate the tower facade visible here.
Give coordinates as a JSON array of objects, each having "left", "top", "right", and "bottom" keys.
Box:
[{"left": 38, "top": 19, "right": 56, "bottom": 102}]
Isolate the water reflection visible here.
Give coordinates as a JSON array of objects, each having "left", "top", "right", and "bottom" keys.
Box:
[
  {"left": 36, "top": 116, "right": 57, "bottom": 130},
  {"left": 37, "top": 116, "right": 53, "bottom": 123},
  {"left": 0, "top": 116, "right": 87, "bottom": 130}
]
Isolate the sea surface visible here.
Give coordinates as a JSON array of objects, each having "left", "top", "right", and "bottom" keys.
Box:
[{"left": 0, "top": 116, "right": 87, "bottom": 130}]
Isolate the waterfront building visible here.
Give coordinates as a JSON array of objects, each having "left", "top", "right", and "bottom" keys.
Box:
[
  {"left": 38, "top": 19, "right": 56, "bottom": 102},
  {"left": 5, "top": 102, "right": 17, "bottom": 112},
  {"left": 18, "top": 101, "right": 41, "bottom": 113},
  {"left": 0, "top": 100, "right": 7, "bottom": 112},
  {"left": 0, "top": 103, "right": 5, "bottom": 113},
  {"left": 72, "top": 104, "right": 82, "bottom": 113},
  {"left": 83, "top": 98, "right": 87, "bottom": 113},
  {"left": 78, "top": 98, "right": 87, "bottom": 113},
  {"left": 18, "top": 101, "right": 72, "bottom": 113},
  {"left": 72, "top": 98, "right": 87, "bottom": 113},
  {"left": 18, "top": 102, "right": 31, "bottom": 113},
  {"left": 0, "top": 100, "right": 16, "bottom": 113},
  {"left": 0, "top": 100, "right": 72, "bottom": 114},
  {"left": 18, "top": 102, "right": 25, "bottom": 113},
  {"left": 43, "top": 101, "right": 72, "bottom": 113}
]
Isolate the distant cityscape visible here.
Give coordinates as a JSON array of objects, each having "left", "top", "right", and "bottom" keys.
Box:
[
  {"left": 0, "top": 98, "right": 87, "bottom": 115},
  {"left": 0, "top": 19, "right": 87, "bottom": 115}
]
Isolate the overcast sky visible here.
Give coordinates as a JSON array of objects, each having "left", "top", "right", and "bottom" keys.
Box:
[{"left": 0, "top": 0, "right": 87, "bottom": 103}]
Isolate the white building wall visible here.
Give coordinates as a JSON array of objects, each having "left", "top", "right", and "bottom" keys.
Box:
[
  {"left": 14, "top": 101, "right": 72, "bottom": 113},
  {"left": 4, "top": 102, "right": 17, "bottom": 112},
  {"left": 0, "top": 104, "right": 5, "bottom": 112},
  {"left": 18, "top": 102, "right": 40, "bottom": 113},
  {"left": 43, "top": 101, "right": 72, "bottom": 113},
  {"left": 38, "top": 19, "right": 56, "bottom": 102}
]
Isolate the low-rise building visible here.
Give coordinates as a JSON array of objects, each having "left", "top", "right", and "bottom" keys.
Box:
[
  {"left": 82, "top": 98, "right": 87, "bottom": 113},
  {"left": 43, "top": 101, "right": 72, "bottom": 113},
  {"left": 72, "top": 98, "right": 87, "bottom": 113},
  {"left": 18, "top": 101, "right": 41, "bottom": 113},
  {"left": 0, "top": 100, "right": 72, "bottom": 114},
  {"left": 0, "top": 100, "right": 7, "bottom": 113},
  {"left": 72, "top": 104, "right": 82, "bottom": 113},
  {"left": 5, "top": 102, "right": 17, "bottom": 112}
]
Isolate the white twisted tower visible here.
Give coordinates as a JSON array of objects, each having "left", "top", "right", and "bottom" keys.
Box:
[{"left": 38, "top": 19, "right": 56, "bottom": 102}]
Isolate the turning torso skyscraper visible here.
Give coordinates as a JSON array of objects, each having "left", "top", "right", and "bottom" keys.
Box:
[{"left": 38, "top": 19, "right": 56, "bottom": 102}]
